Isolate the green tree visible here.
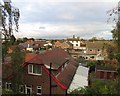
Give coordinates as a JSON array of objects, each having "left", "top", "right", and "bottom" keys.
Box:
[
  {"left": 108, "top": 1, "right": 120, "bottom": 94},
  {"left": 1, "top": 1, "right": 20, "bottom": 61},
  {"left": 69, "top": 79, "right": 117, "bottom": 95},
  {"left": 29, "top": 38, "right": 35, "bottom": 41},
  {"left": 89, "top": 37, "right": 98, "bottom": 41},
  {"left": 11, "top": 47, "right": 25, "bottom": 93},
  {"left": 22, "top": 37, "right": 28, "bottom": 42}
]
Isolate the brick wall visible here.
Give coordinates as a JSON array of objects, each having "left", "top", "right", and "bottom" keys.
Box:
[
  {"left": 96, "top": 70, "right": 117, "bottom": 79},
  {"left": 23, "top": 64, "right": 66, "bottom": 94}
]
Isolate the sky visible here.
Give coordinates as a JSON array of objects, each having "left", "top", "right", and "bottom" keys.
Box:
[{"left": 2, "top": 0, "right": 120, "bottom": 39}]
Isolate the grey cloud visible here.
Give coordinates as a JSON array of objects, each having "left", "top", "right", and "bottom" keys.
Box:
[{"left": 12, "top": 1, "right": 116, "bottom": 39}]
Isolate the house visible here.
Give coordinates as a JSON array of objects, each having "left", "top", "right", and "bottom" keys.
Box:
[
  {"left": 2, "top": 48, "right": 79, "bottom": 95},
  {"left": 34, "top": 40, "right": 52, "bottom": 50},
  {"left": 83, "top": 41, "right": 107, "bottom": 61},
  {"left": 67, "top": 35, "right": 81, "bottom": 50},
  {"left": 68, "top": 49, "right": 81, "bottom": 60},
  {"left": 60, "top": 41, "right": 73, "bottom": 51},
  {"left": 19, "top": 40, "right": 52, "bottom": 52},
  {"left": 53, "top": 41, "right": 62, "bottom": 48},
  {"left": 19, "top": 43, "right": 35, "bottom": 52},
  {"left": 53, "top": 40, "right": 73, "bottom": 52}
]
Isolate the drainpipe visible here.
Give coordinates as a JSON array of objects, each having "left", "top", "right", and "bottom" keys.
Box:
[{"left": 49, "top": 63, "right": 52, "bottom": 96}]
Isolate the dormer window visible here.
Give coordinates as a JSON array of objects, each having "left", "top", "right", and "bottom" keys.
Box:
[{"left": 28, "top": 64, "right": 42, "bottom": 75}]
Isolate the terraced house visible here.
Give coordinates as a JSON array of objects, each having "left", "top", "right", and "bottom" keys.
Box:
[{"left": 2, "top": 48, "right": 79, "bottom": 95}]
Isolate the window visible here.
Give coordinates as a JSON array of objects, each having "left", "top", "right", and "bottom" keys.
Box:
[
  {"left": 90, "top": 56, "right": 94, "bottom": 59},
  {"left": 25, "top": 85, "right": 32, "bottom": 94},
  {"left": 19, "top": 85, "right": 24, "bottom": 93},
  {"left": 76, "top": 44, "right": 78, "bottom": 46},
  {"left": 74, "top": 56, "right": 77, "bottom": 58},
  {"left": 37, "top": 86, "right": 42, "bottom": 95},
  {"left": 33, "top": 65, "right": 41, "bottom": 74},
  {"left": 28, "top": 64, "right": 42, "bottom": 75},
  {"left": 5, "top": 82, "right": 12, "bottom": 90},
  {"left": 28, "top": 64, "right": 32, "bottom": 73}
]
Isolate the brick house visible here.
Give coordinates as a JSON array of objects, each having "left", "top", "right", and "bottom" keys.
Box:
[{"left": 2, "top": 48, "right": 79, "bottom": 95}]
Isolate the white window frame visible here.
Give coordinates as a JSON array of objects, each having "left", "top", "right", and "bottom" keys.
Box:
[
  {"left": 28, "top": 64, "right": 32, "bottom": 74},
  {"left": 5, "top": 82, "right": 12, "bottom": 90},
  {"left": 19, "top": 85, "right": 24, "bottom": 93},
  {"left": 28, "top": 64, "right": 42, "bottom": 75},
  {"left": 37, "top": 86, "right": 42, "bottom": 95},
  {"left": 25, "top": 85, "right": 32, "bottom": 94}
]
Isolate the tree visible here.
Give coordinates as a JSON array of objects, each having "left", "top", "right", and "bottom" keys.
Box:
[
  {"left": 89, "top": 37, "right": 98, "bottom": 41},
  {"left": 22, "top": 37, "right": 28, "bottom": 42},
  {"left": 29, "top": 38, "right": 35, "bottom": 41},
  {"left": 1, "top": 1, "right": 20, "bottom": 40},
  {"left": 11, "top": 47, "right": 25, "bottom": 93},
  {"left": 108, "top": 1, "right": 120, "bottom": 94},
  {"left": 1, "top": 0, "right": 20, "bottom": 61},
  {"left": 69, "top": 79, "right": 117, "bottom": 95},
  {"left": 10, "top": 35, "right": 16, "bottom": 45}
]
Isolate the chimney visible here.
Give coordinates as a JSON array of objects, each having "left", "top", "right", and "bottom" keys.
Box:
[
  {"left": 28, "top": 44, "right": 30, "bottom": 48},
  {"left": 73, "top": 35, "right": 75, "bottom": 38},
  {"left": 77, "top": 37, "right": 80, "bottom": 40}
]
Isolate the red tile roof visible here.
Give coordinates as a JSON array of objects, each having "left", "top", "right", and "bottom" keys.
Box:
[
  {"left": 24, "top": 48, "right": 79, "bottom": 89},
  {"left": 25, "top": 53, "right": 37, "bottom": 62},
  {"left": 56, "top": 60, "right": 78, "bottom": 88},
  {"left": 53, "top": 41, "right": 62, "bottom": 47},
  {"left": 25, "top": 48, "right": 72, "bottom": 69}
]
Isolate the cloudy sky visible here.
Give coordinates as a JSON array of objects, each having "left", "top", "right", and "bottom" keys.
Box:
[{"left": 4, "top": 0, "right": 120, "bottom": 39}]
